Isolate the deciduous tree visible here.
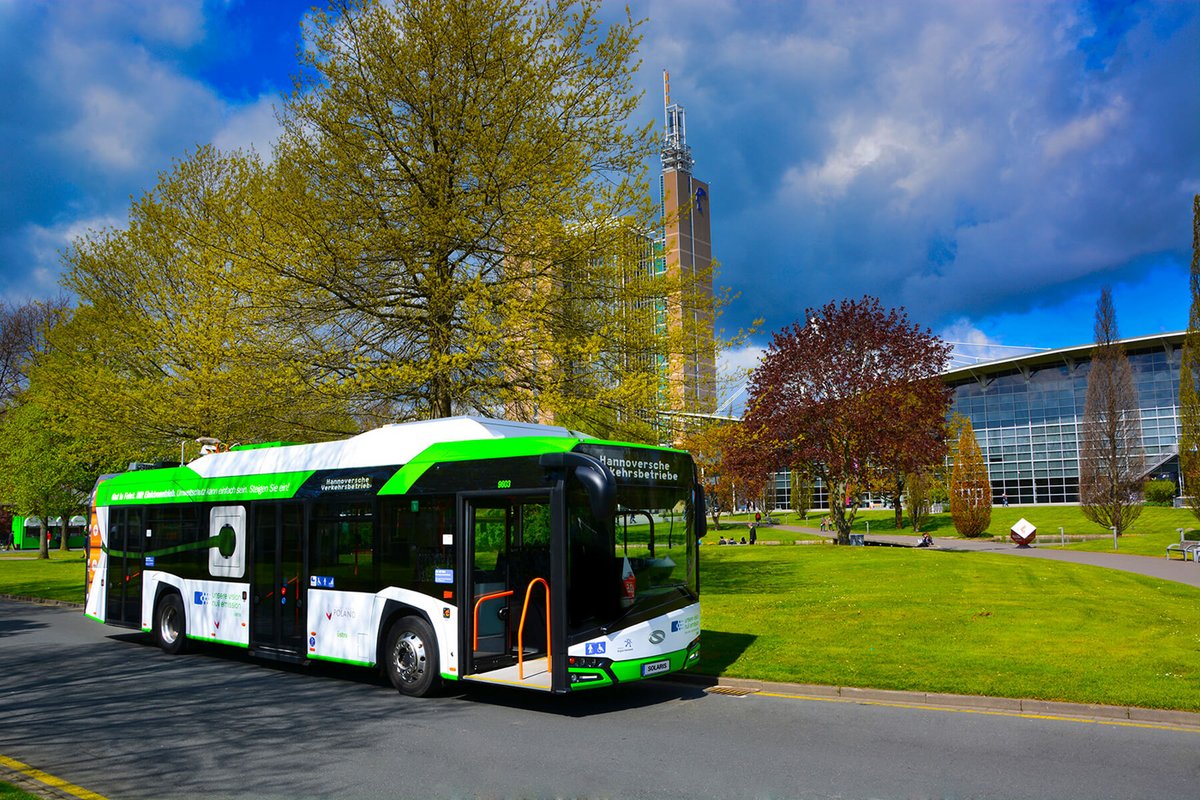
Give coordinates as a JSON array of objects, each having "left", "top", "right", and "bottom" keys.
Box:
[
  {"left": 46, "top": 146, "right": 354, "bottom": 461},
  {"left": 790, "top": 463, "right": 814, "bottom": 520},
  {"left": 1079, "top": 287, "right": 1144, "bottom": 535},
  {"left": 679, "top": 421, "right": 739, "bottom": 530},
  {"left": 905, "top": 468, "right": 934, "bottom": 533},
  {"left": 0, "top": 402, "right": 98, "bottom": 558},
  {"left": 739, "top": 297, "right": 951, "bottom": 544},
  {"left": 251, "top": 0, "right": 670, "bottom": 438}
]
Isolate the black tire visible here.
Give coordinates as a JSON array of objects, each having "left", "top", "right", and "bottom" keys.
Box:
[
  {"left": 153, "top": 592, "right": 187, "bottom": 655},
  {"left": 384, "top": 616, "right": 440, "bottom": 697}
]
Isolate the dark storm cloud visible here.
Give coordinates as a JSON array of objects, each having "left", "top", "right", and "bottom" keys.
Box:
[{"left": 632, "top": 0, "right": 1200, "bottom": 337}]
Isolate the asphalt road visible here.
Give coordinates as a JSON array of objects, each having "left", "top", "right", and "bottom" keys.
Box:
[{"left": 2, "top": 599, "right": 1199, "bottom": 799}]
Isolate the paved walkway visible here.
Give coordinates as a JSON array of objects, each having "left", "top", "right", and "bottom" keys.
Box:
[{"left": 764, "top": 524, "right": 1200, "bottom": 589}]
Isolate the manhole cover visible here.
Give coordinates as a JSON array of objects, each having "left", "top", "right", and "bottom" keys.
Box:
[{"left": 705, "top": 686, "right": 758, "bottom": 696}]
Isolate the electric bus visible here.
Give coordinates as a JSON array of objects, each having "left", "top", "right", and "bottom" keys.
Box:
[{"left": 85, "top": 416, "right": 702, "bottom": 696}]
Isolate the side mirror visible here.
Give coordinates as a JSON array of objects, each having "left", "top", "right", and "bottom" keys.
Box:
[{"left": 539, "top": 452, "right": 617, "bottom": 519}]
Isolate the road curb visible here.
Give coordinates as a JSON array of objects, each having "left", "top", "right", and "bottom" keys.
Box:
[
  {"left": 0, "top": 594, "right": 83, "bottom": 609},
  {"left": 671, "top": 673, "right": 1200, "bottom": 730}
]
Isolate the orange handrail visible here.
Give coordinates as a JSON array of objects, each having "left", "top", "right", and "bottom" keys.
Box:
[
  {"left": 518, "top": 577, "right": 550, "bottom": 679},
  {"left": 472, "top": 589, "right": 513, "bottom": 651}
]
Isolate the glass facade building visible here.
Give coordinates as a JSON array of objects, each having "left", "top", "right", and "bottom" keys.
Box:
[
  {"left": 765, "top": 332, "right": 1185, "bottom": 510},
  {"left": 943, "top": 332, "right": 1184, "bottom": 504}
]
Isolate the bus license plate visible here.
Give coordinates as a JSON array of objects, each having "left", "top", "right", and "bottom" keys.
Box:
[{"left": 641, "top": 659, "right": 671, "bottom": 677}]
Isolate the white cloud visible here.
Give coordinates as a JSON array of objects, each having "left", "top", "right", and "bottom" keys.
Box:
[
  {"left": 1041, "top": 96, "right": 1129, "bottom": 161},
  {"left": 714, "top": 343, "right": 765, "bottom": 417},
  {"left": 0, "top": 1, "right": 269, "bottom": 296},
  {"left": 213, "top": 95, "right": 283, "bottom": 155},
  {"left": 938, "top": 318, "right": 1047, "bottom": 369}
]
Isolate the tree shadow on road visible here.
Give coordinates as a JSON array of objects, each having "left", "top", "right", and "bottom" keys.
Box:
[{"left": 0, "top": 617, "right": 48, "bottom": 638}]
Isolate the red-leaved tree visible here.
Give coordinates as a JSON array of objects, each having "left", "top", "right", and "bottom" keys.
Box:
[{"left": 738, "top": 297, "right": 952, "bottom": 544}]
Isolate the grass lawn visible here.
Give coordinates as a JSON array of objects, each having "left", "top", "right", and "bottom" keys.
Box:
[
  {"left": 0, "top": 550, "right": 87, "bottom": 603},
  {"left": 699, "top": 544, "right": 1200, "bottom": 711}
]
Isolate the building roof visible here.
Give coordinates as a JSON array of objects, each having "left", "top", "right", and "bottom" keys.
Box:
[{"left": 942, "top": 331, "right": 1186, "bottom": 386}]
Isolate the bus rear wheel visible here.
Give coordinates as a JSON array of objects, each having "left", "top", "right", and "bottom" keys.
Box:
[
  {"left": 154, "top": 592, "right": 187, "bottom": 655},
  {"left": 384, "top": 616, "right": 440, "bottom": 697}
]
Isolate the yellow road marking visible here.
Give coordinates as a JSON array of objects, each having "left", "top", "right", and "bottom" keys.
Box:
[
  {"left": 0, "top": 754, "right": 109, "bottom": 800},
  {"left": 755, "top": 691, "right": 1200, "bottom": 735}
]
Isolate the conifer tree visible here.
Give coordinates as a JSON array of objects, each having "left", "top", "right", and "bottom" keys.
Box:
[
  {"left": 950, "top": 416, "right": 991, "bottom": 537},
  {"left": 1181, "top": 196, "right": 1200, "bottom": 518}
]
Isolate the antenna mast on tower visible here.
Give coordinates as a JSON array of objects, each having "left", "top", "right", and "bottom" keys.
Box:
[{"left": 662, "top": 70, "right": 693, "bottom": 173}]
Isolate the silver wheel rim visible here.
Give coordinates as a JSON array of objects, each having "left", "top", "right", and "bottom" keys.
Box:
[
  {"left": 392, "top": 630, "right": 427, "bottom": 686},
  {"left": 160, "top": 605, "right": 180, "bottom": 645}
]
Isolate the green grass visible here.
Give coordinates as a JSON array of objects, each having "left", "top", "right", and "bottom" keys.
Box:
[
  {"left": 0, "top": 782, "right": 43, "bottom": 800},
  {"left": 698, "top": 544, "right": 1200, "bottom": 711},
  {"left": 0, "top": 550, "right": 87, "bottom": 603},
  {"left": 1045, "top": 530, "right": 1193, "bottom": 557}
]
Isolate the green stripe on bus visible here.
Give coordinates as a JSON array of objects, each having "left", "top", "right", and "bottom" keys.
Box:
[
  {"left": 608, "top": 647, "right": 691, "bottom": 684},
  {"left": 96, "top": 468, "right": 313, "bottom": 506},
  {"left": 188, "top": 634, "right": 249, "bottom": 648},
  {"left": 380, "top": 437, "right": 582, "bottom": 496},
  {"left": 308, "top": 654, "right": 372, "bottom": 667}
]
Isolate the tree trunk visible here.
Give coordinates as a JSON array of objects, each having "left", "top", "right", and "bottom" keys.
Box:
[
  {"left": 828, "top": 477, "right": 855, "bottom": 545},
  {"left": 59, "top": 517, "right": 72, "bottom": 552},
  {"left": 37, "top": 518, "right": 49, "bottom": 560}
]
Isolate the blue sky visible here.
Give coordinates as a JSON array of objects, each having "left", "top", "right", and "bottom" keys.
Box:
[{"left": 1, "top": 0, "right": 1197, "bottom": 389}]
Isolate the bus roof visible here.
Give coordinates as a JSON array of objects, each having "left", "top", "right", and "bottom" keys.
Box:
[{"left": 190, "top": 416, "right": 592, "bottom": 479}]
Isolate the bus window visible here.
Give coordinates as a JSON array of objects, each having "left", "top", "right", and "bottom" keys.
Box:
[{"left": 311, "top": 501, "right": 376, "bottom": 592}]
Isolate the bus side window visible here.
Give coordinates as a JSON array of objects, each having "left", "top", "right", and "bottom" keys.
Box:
[
  {"left": 379, "top": 500, "right": 413, "bottom": 589},
  {"left": 410, "top": 496, "right": 454, "bottom": 592},
  {"left": 311, "top": 501, "right": 376, "bottom": 592}
]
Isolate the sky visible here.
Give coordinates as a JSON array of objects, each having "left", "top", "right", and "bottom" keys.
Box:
[{"left": 1, "top": 0, "right": 1197, "bottom": 396}]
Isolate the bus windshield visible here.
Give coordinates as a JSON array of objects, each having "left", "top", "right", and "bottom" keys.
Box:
[{"left": 567, "top": 444, "right": 698, "bottom": 636}]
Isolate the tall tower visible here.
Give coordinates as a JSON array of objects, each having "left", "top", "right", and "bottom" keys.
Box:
[{"left": 660, "top": 71, "right": 716, "bottom": 417}]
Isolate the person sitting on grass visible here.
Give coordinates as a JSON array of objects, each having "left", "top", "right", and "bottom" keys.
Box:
[{"left": 917, "top": 531, "right": 934, "bottom": 548}]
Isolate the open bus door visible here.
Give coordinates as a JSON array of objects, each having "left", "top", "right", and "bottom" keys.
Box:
[{"left": 459, "top": 489, "right": 563, "bottom": 691}]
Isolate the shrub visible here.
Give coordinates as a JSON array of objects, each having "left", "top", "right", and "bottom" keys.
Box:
[{"left": 1144, "top": 479, "right": 1177, "bottom": 505}]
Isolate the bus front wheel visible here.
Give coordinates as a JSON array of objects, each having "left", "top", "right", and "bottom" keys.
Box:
[
  {"left": 384, "top": 616, "right": 440, "bottom": 697},
  {"left": 154, "top": 593, "right": 187, "bottom": 655}
]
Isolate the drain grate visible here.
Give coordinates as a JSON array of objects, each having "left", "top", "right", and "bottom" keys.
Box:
[{"left": 705, "top": 686, "right": 758, "bottom": 697}]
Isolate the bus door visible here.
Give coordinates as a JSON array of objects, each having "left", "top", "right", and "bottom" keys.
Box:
[
  {"left": 104, "top": 508, "right": 143, "bottom": 627},
  {"left": 461, "top": 491, "right": 560, "bottom": 687},
  {"left": 250, "top": 503, "right": 306, "bottom": 654}
]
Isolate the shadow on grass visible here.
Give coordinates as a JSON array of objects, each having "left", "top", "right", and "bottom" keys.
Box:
[{"left": 697, "top": 629, "right": 756, "bottom": 676}]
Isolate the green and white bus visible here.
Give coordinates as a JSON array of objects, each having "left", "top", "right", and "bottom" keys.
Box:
[{"left": 85, "top": 417, "right": 702, "bottom": 696}]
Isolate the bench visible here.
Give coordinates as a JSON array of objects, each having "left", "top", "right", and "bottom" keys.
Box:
[{"left": 1165, "top": 535, "right": 1200, "bottom": 562}]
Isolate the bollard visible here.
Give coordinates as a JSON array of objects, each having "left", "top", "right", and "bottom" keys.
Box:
[
  {"left": 1059, "top": 526, "right": 1064, "bottom": 547},
  {"left": 1112, "top": 526, "right": 1117, "bottom": 550}
]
